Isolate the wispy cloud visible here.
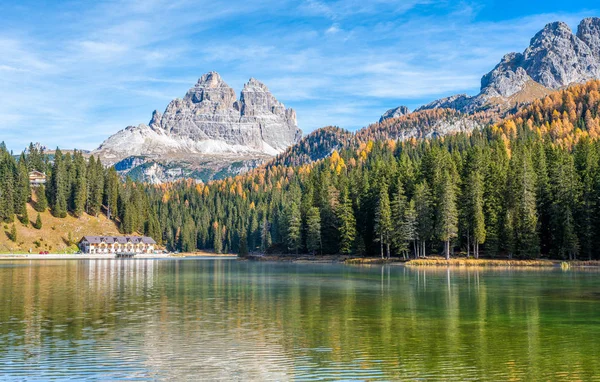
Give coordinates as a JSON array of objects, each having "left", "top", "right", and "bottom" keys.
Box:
[{"left": 0, "top": 1, "right": 597, "bottom": 151}]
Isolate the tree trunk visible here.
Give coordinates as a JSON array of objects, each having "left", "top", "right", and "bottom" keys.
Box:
[
  {"left": 380, "top": 234, "right": 384, "bottom": 259},
  {"left": 467, "top": 232, "right": 470, "bottom": 258},
  {"left": 386, "top": 243, "right": 390, "bottom": 260},
  {"left": 445, "top": 240, "right": 450, "bottom": 260}
]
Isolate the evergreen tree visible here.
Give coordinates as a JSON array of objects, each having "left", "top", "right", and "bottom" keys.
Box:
[
  {"left": 34, "top": 185, "right": 48, "bottom": 212},
  {"left": 260, "top": 218, "right": 272, "bottom": 252},
  {"left": 72, "top": 152, "right": 87, "bottom": 217},
  {"left": 285, "top": 202, "right": 302, "bottom": 254},
  {"left": 50, "top": 148, "right": 68, "bottom": 218},
  {"left": 33, "top": 213, "right": 42, "bottom": 230},
  {"left": 507, "top": 146, "right": 539, "bottom": 259},
  {"left": 374, "top": 184, "right": 392, "bottom": 259},
  {"left": 15, "top": 154, "right": 30, "bottom": 223},
  {"left": 9, "top": 224, "right": 17, "bottom": 242},
  {"left": 239, "top": 230, "right": 249, "bottom": 257},
  {"left": 306, "top": 206, "right": 321, "bottom": 255},
  {"left": 391, "top": 182, "right": 409, "bottom": 258},
  {"left": 437, "top": 171, "right": 458, "bottom": 260},
  {"left": 414, "top": 181, "right": 433, "bottom": 258},
  {"left": 337, "top": 191, "right": 356, "bottom": 255}
]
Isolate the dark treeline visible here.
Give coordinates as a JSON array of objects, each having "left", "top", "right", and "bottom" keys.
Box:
[
  {"left": 0, "top": 144, "right": 161, "bottom": 243},
  {"left": 149, "top": 81, "right": 600, "bottom": 259},
  {"left": 3, "top": 81, "right": 600, "bottom": 260}
]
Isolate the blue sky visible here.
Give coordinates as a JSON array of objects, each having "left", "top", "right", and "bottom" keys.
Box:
[{"left": 0, "top": 0, "right": 597, "bottom": 151}]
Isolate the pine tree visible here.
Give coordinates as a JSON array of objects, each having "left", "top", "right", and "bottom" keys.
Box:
[
  {"left": 213, "top": 221, "right": 223, "bottom": 254},
  {"left": 337, "top": 191, "right": 356, "bottom": 256},
  {"left": 437, "top": 171, "right": 458, "bottom": 260},
  {"left": 239, "top": 230, "right": 249, "bottom": 257},
  {"left": 507, "top": 145, "right": 539, "bottom": 259},
  {"left": 374, "top": 184, "right": 392, "bottom": 259},
  {"left": 33, "top": 213, "right": 42, "bottom": 229},
  {"left": 72, "top": 152, "right": 87, "bottom": 217},
  {"left": 391, "top": 182, "right": 409, "bottom": 258},
  {"left": 50, "top": 148, "right": 68, "bottom": 218},
  {"left": 285, "top": 202, "right": 302, "bottom": 254},
  {"left": 414, "top": 181, "right": 433, "bottom": 258},
  {"left": 34, "top": 185, "right": 48, "bottom": 212},
  {"left": 403, "top": 199, "right": 417, "bottom": 259},
  {"left": 15, "top": 154, "right": 30, "bottom": 224},
  {"left": 306, "top": 206, "right": 321, "bottom": 255},
  {"left": 104, "top": 167, "right": 119, "bottom": 220},
  {"left": 260, "top": 218, "right": 272, "bottom": 252},
  {"left": 9, "top": 224, "right": 17, "bottom": 242}
]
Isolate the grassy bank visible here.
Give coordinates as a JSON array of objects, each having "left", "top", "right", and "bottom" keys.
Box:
[
  {"left": 405, "top": 258, "right": 557, "bottom": 267},
  {"left": 0, "top": 202, "right": 120, "bottom": 254}
]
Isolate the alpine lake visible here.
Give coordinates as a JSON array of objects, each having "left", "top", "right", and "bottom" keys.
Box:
[{"left": 0, "top": 258, "right": 599, "bottom": 381}]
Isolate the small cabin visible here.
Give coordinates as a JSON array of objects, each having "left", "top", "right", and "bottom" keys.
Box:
[
  {"left": 79, "top": 236, "right": 157, "bottom": 254},
  {"left": 29, "top": 171, "right": 46, "bottom": 186}
]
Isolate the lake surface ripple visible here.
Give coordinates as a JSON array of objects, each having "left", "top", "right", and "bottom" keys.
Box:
[{"left": 0, "top": 259, "right": 599, "bottom": 381}]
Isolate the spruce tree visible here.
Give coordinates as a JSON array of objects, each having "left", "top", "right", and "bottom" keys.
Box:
[
  {"left": 391, "top": 182, "right": 409, "bottom": 258},
  {"left": 306, "top": 206, "right": 321, "bottom": 255},
  {"left": 414, "top": 181, "right": 433, "bottom": 258},
  {"left": 337, "top": 191, "right": 356, "bottom": 256},
  {"left": 50, "top": 148, "right": 68, "bottom": 218},
  {"left": 260, "top": 218, "right": 272, "bottom": 252},
  {"left": 507, "top": 146, "right": 539, "bottom": 259},
  {"left": 34, "top": 185, "right": 48, "bottom": 212},
  {"left": 374, "top": 184, "right": 392, "bottom": 259},
  {"left": 437, "top": 171, "right": 458, "bottom": 260},
  {"left": 285, "top": 202, "right": 302, "bottom": 254},
  {"left": 33, "top": 213, "right": 42, "bottom": 229}
]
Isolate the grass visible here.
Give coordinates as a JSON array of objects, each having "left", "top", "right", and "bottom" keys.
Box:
[
  {"left": 405, "top": 258, "right": 557, "bottom": 267},
  {"left": 0, "top": 201, "right": 121, "bottom": 254}
]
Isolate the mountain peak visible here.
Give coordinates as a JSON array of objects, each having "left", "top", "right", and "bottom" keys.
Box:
[
  {"left": 379, "top": 106, "right": 410, "bottom": 122},
  {"left": 419, "top": 17, "right": 600, "bottom": 115},
  {"left": 577, "top": 17, "right": 600, "bottom": 58},
  {"left": 243, "top": 77, "right": 270, "bottom": 92},
  {"left": 94, "top": 73, "right": 302, "bottom": 178}
]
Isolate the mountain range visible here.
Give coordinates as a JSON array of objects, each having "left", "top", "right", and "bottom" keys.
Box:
[
  {"left": 93, "top": 72, "right": 301, "bottom": 183},
  {"left": 93, "top": 17, "right": 600, "bottom": 183}
]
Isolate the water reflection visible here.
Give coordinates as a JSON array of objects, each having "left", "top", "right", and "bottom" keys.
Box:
[{"left": 0, "top": 260, "right": 599, "bottom": 380}]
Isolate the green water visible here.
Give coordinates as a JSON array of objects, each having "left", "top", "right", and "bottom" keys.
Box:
[{"left": 0, "top": 259, "right": 599, "bottom": 381}]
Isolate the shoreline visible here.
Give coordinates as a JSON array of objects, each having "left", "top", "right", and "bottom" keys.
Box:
[
  {"left": 0, "top": 253, "right": 238, "bottom": 260},
  {"left": 245, "top": 255, "right": 600, "bottom": 268}
]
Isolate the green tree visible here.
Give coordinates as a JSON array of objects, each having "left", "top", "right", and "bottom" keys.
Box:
[
  {"left": 9, "top": 224, "right": 17, "bottom": 242},
  {"left": 260, "top": 218, "right": 272, "bottom": 252},
  {"left": 414, "top": 181, "right": 433, "bottom": 258},
  {"left": 34, "top": 185, "right": 48, "bottom": 212},
  {"left": 507, "top": 145, "right": 539, "bottom": 259},
  {"left": 285, "top": 202, "right": 302, "bottom": 254},
  {"left": 337, "top": 191, "right": 356, "bottom": 256},
  {"left": 391, "top": 182, "right": 409, "bottom": 258},
  {"left": 33, "top": 213, "right": 42, "bottom": 229},
  {"left": 49, "top": 148, "right": 68, "bottom": 218},
  {"left": 374, "top": 184, "right": 392, "bottom": 259},
  {"left": 306, "top": 206, "right": 321, "bottom": 255},
  {"left": 437, "top": 171, "right": 458, "bottom": 260}
]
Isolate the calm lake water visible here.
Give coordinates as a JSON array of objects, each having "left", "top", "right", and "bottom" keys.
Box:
[{"left": 0, "top": 259, "right": 599, "bottom": 381}]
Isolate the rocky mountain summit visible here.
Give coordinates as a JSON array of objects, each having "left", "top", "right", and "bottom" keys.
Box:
[
  {"left": 417, "top": 17, "right": 600, "bottom": 114},
  {"left": 379, "top": 106, "right": 410, "bottom": 122},
  {"left": 94, "top": 72, "right": 301, "bottom": 182}
]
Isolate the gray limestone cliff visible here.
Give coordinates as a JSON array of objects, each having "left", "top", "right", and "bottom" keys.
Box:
[
  {"left": 418, "top": 17, "right": 600, "bottom": 114},
  {"left": 94, "top": 72, "right": 301, "bottom": 164}
]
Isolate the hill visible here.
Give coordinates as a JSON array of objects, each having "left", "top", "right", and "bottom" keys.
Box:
[{"left": 1, "top": 201, "right": 121, "bottom": 254}]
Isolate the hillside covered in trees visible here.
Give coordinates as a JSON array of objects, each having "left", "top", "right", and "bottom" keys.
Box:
[
  {"left": 0, "top": 144, "right": 160, "bottom": 252},
  {"left": 145, "top": 80, "right": 600, "bottom": 260},
  {"left": 2, "top": 81, "right": 600, "bottom": 259}
]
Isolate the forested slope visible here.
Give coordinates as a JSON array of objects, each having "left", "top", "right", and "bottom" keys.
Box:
[{"left": 147, "top": 80, "right": 600, "bottom": 260}]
